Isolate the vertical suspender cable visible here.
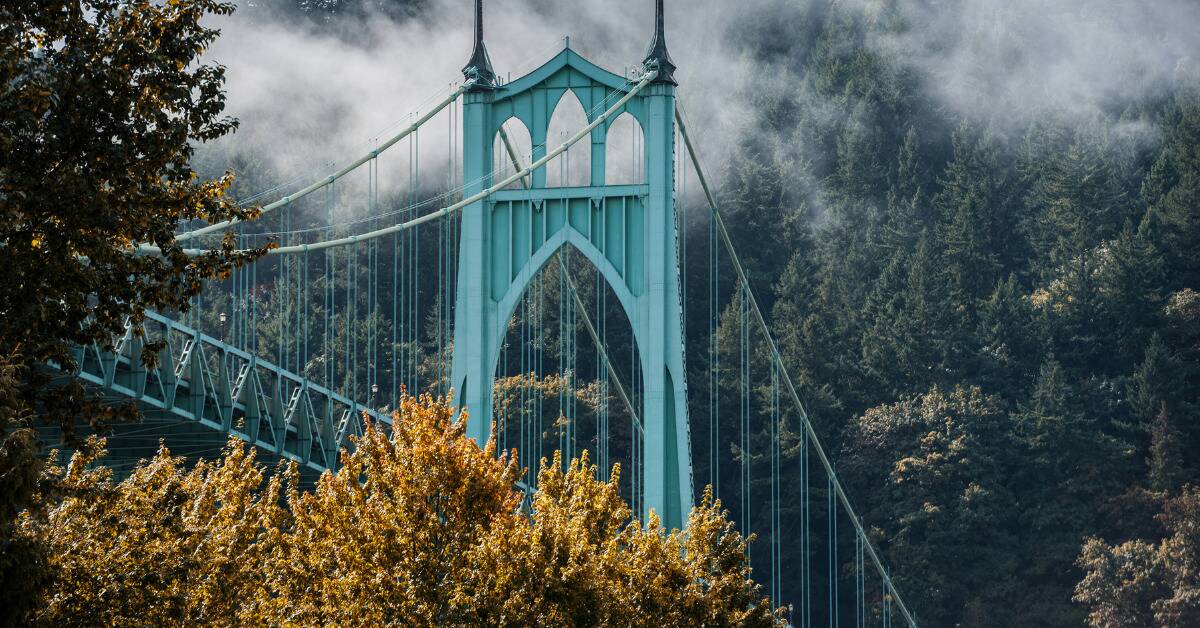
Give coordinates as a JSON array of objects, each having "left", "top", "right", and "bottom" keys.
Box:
[
  {"left": 569, "top": 264, "right": 577, "bottom": 461},
  {"left": 404, "top": 126, "right": 413, "bottom": 392},
  {"left": 239, "top": 232, "right": 248, "bottom": 349},
  {"left": 345, "top": 236, "right": 354, "bottom": 397},
  {"left": 631, "top": 294, "right": 639, "bottom": 517},
  {"left": 804, "top": 414, "right": 811, "bottom": 628},
  {"left": 739, "top": 284, "right": 750, "bottom": 549},
  {"left": 523, "top": 289, "right": 531, "bottom": 485},
  {"left": 594, "top": 264, "right": 602, "bottom": 473},
  {"left": 411, "top": 126, "right": 420, "bottom": 393},
  {"left": 237, "top": 231, "right": 242, "bottom": 348},
  {"left": 279, "top": 208, "right": 288, "bottom": 370},
  {"left": 830, "top": 472, "right": 839, "bottom": 627},
  {"left": 565, "top": 259, "right": 572, "bottom": 461},
  {"left": 445, "top": 95, "right": 457, "bottom": 394},
  {"left": 392, "top": 192, "right": 400, "bottom": 404},
  {"left": 597, "top": 267, "right": 606, "bottom": 477},
  {"left": 355, "top": 233, "right": 361, "bottom": 401},
  {"left": 294, "top": 206, "right": 302, "bottom": 374},
  {"left": 324, "top": 187, "right": 332, "bottom": 389},
  {"left": 771, "top": 358, "right": 780, "bottom": 606},
  {"left": 538, "top": 272, "right": 544, "bottom": 471},
  {"left": 520, "top": 287, "right": 528, "bottom": 478},
  {"left": 251, "top": 244, "right": 258, "bottom": 355},
  {"left": 885, "top": 570, "right": 892, "bottom": 628},
  {"left": 602, "top": 272, "right": 610, "bottom": 478},
  {"left": 303, "top": 237, "right": 309, "bottom": 378},
  {"left": 857, "top": 522, "right": 865, "bottom": 628},
  {"left": 438, "top": 114, "right": 446, "bottom": 396},
  {"left": 368, "top": 152, "right": 378, "bottom": 405},
  {"left": 558, "top": 257, "right": 565, "bottom": 460},
  {"left": 709, "top": 182, "right": 719, "bottom": 497}
]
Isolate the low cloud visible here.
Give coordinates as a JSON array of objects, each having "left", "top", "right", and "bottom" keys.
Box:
[
  {"left": 202, "top": 0, "right": 756, "bottom": 208},
  {"left": 865, "top": 0, "right": 1200, "bottom": 127},
  {"left": 200, "top": 0, "right": 1199, "bottom": 215}
]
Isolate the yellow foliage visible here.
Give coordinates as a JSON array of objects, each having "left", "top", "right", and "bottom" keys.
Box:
[
  {"left": 246, "top": 393, "right": 523, "bottom": 625},
  {"left": 19, "top": 394, "right": 783, "bottom": 626},
  {"left": 20, "top": 437, "right": 285, "bottom": 625}
]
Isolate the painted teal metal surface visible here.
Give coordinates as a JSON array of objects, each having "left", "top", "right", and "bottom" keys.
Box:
[
  {"left": 451, "top": 44, "right": 693, "bottom": 529},
  {"left": 68, "top": 310, "right": 388, "bottom": 475}
]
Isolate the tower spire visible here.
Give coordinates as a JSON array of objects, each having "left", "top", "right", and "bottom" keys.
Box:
[
  {"left": 463, "top": 0, "right": 496, "bottom": 87},
  {"left": 643, "top": 0, "right": 677, "bottom": 85}
]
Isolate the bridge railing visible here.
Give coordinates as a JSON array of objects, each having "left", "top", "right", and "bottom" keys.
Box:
[{"left": 69, "top": 310, "right": 389, "bottom": 474}]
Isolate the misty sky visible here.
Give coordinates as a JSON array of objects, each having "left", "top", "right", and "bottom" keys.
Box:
[{"left": 202, "top": 0, "right": 1199, "bottom": 199}]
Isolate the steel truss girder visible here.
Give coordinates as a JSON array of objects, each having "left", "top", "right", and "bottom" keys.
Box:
[{"left": 69, "top": 310, "right": 388, "bottom": 475}]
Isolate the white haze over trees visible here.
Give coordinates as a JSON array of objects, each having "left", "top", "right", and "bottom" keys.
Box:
[{"left": 200, "top": 0, "right": 1199, "bottom": 198}]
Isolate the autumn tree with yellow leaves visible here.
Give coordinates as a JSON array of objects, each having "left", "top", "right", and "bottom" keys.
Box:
[{"left": 17, "top": 394, "right": 783, "bottom": 626}]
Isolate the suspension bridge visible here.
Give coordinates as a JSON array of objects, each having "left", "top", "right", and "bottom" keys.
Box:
[{"left": 55, "top": 1, "right": 918, "bottom": 625}]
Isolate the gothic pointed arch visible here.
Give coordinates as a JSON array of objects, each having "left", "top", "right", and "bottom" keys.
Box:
[
  {"left": 493, "top": 117, "right": 533, "bottom": 190},
  {"left": 605, "top": 112, "right": 645, "bottom": 185},
  {"left": 545, "top": 90, "right": 591, "bottom": 188}
]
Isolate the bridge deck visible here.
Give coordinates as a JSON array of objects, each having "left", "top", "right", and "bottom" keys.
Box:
[{"left": 46, "top": 311, "right": 388, "bottom": 481}]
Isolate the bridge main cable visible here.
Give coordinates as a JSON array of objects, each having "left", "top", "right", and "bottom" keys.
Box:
[
  {"left": 172, "top": 81, "right": 476, "bottom": 243},
  {"left": 676, "top": 104, "right": 919, "bottom": 628},
  {"left": 146, "top": 70, "right": 658, "bottom": 258}
]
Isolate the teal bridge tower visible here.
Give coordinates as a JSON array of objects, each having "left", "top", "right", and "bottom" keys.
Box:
[{"left": 452, "top": 0, "right": 691, "bottom": 528}]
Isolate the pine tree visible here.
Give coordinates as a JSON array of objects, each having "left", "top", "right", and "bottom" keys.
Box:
[
  {"left": 1098, "top": 219, "right": 1167, "bottom": 368},
  {"left": 880, "top": 126, "right": 932, "bottom": 256},
  {"left": 936, "top": 122, "right": 1013, "bottom": 310},
  {"left": 1148, "top": 406, "right": 1184, "bottom": 494},
  {"left": 1016, "top": 356, "right": 1134, "bottom": 625},
  {"left": 1129, "top": 334, "right": 1179, "bottom": 427},
  {"left": 1142, "top": 89, "right": 1200, "bottom": 289},
  {"left": 974, "top": 274, "right": 1039, "bottom": 399},
  {"left": 771, "top": 228, "right": 843, "bottom": 423},
  {"left": 1022, "top": 121, "right": 1130, "bottom": 281},
  {"left": 860, "top": 237, "right": 952, "bottom": 399}
]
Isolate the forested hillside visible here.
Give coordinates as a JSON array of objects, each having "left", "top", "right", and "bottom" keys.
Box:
[
  {"left": 700, "top": 3, "right": 1200, "bottom": 626},
  {"left": 199, "top": 1, "right": 1200, "bottom": 625}
]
